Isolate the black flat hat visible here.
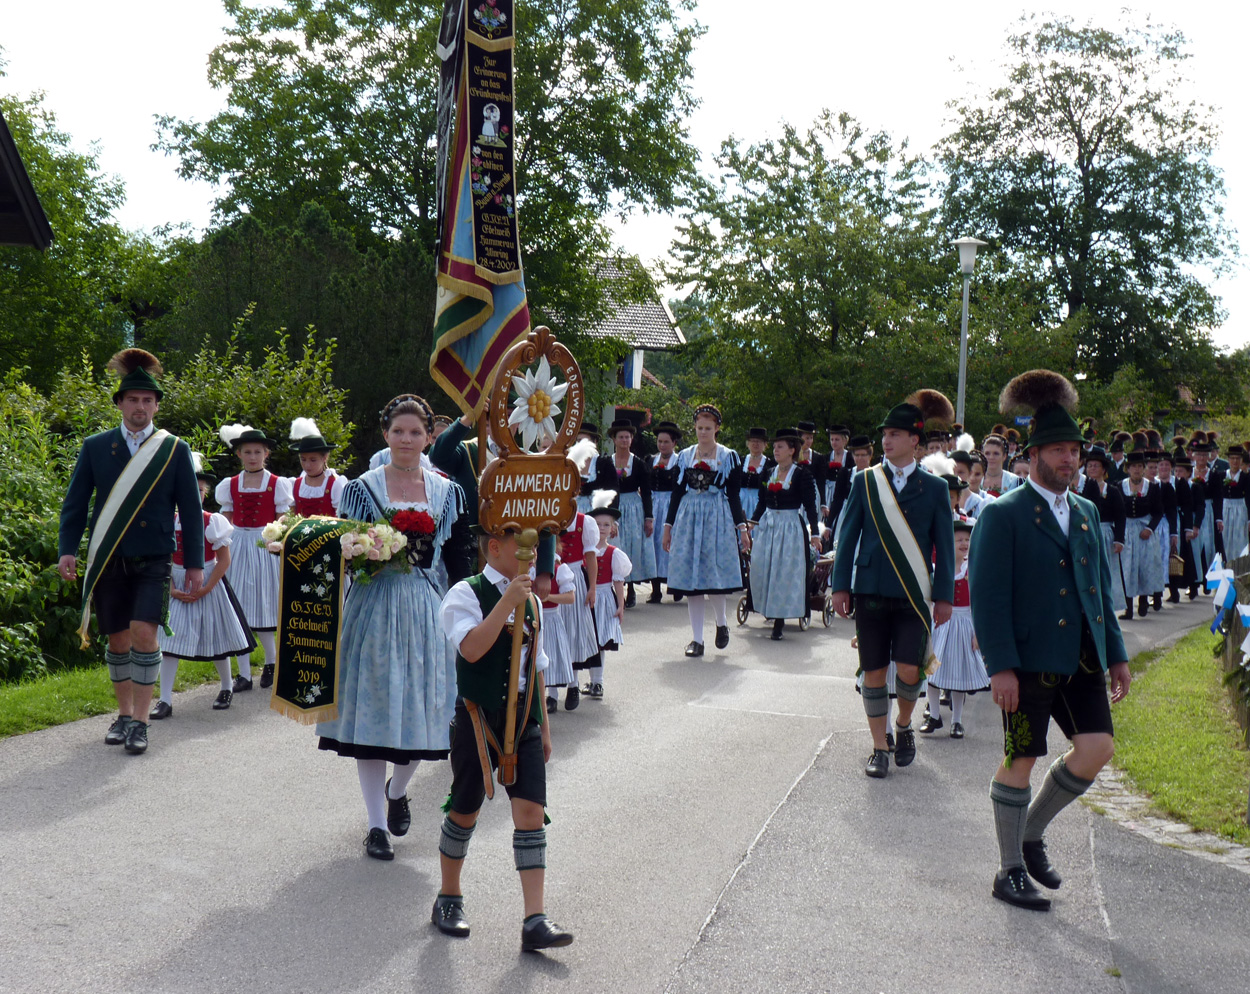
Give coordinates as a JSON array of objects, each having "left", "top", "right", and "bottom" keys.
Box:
[
  {"left": 746, "top": 426, "right": 769, "bottom": 441},
  {"left": 294, "top": 434, "right": 334, "bottom": 454},
  {"left": 796, "top": 421, "right": 817, "bottom": 434},
  {"left": 848, "top": 434, "right": 872, "bottom": 449},
  {"left": 653, "top": 421, "right": 683, "bottom": 441},
  {"left": 230, "top": 428, "right": 274, "bottom": 450},
  {"left": 826, "top": 424, "right": 851, "bottom": 437},
  {"left": 772, "top": 427, "right": 802, "bottom": 444},
  {"left": 607, "top": 419, "right": 637, "bottom": 438},
  {"left": 579, "top": 422, "right": 600, "bottom": 440},
  {"left": 1084, "top": 446, "right": 1114, "bottom": 471}
]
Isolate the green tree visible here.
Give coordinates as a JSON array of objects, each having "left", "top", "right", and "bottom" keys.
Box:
[
  {"left": 0, "top": 74, "right": 154, "bottom": 388},
  {"left": 154, "top": 0, "right": 703, "bottom": 334},
  {"left": 939, "top": 15, "right": 1238, "bottom": 405}
]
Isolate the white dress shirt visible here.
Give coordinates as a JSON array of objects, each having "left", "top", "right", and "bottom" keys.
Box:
[
  {"left": 882, "top": 457, "right": 917, "bottom": 494},
  {"left": 123, "top": 422, "right": 155, "bottom": 456},
  {"left": 440, "top": 564, "right": 549, "bottom": 691},
  {"left": 1028, "top": 477, "right": 1070, "bottom": 537}
]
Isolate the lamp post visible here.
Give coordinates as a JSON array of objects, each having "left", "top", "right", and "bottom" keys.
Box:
[{"left": 952, "top": 237, "right": 987, "bottom": 427}]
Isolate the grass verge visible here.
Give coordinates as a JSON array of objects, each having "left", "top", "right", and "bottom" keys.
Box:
[
  {"left": 1114, "top": 627, "right": 1250, "bottom": 845},
  {"left": 0, "top": 653, "right": 257, "bottom": 739}
]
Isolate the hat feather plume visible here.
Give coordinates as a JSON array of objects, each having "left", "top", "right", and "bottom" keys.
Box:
[
  {"left": 218, "top": 423, "right": 249, "bottom": 446},
  {"left": 569, "top": 438, "right": 599, "bottom": 473},
  {"left": 904, "top": 389, "right": 954, "bottom": 425},
  {"left": 289, "top": 417, "right": 320, "bottom": 440},
  {"left": 999, "top": 370, "right": 1078, "bottom": 414},
  {"left": 921, "top": 452, "right": 956, "bottom": 476},
  {"left": 591, "top": 489, "right": 618, "bottom": 511},
  {"left": 955, "top": 433, "right": 974, "bottom": 453},
  {"left": 106, "top": 348, "right": 163, "bottom": 378}
]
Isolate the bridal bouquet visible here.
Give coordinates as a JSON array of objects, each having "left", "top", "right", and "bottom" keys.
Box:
[
  {"left": 339, "top": 521, "right": 408, "bottom": 583},
  {"left": 259, "top": 512, "right": 306, "bottom": 553}
]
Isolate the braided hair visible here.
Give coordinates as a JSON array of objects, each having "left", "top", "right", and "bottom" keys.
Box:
[{"left": 380, "top": 394, "right": 434, "bottom": 431}]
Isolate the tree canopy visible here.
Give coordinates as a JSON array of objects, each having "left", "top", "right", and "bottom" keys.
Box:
[{"left": 939, "top": 15, "right": 1238, "bottom": 406}]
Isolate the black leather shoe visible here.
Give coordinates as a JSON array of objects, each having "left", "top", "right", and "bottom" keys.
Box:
[
  {"left": 149, "top": 700, "right": 173, "bottom": 720},
  {"left": 385, "top": 778, "right": 411, "bottom": 837},
  {"left": 673, "top": 592, "right": 683, "bottom": 601},
  {"left": 646, "top": 592, "right": 663, "bottom": 604},
  {"left": 992, "top": 867, "right": 1051, "bottom": 910},
  {"left": 1120, "top": 606, "right": 1133, "bottom": 621},
  {"left": 587, "top": 683, "right": 604, "bottom": 699},
  {"left": 565, "top": 685, "right": 580, "bottom": 711},
  {"left": 521, "top": 914, "right": 574, "bottom": 951},
  {"left": 364, "top": 827, "right": 394, "bottom": 860},
  {"left": 212, "top": 689, "right": 233, "bottom": 710},
  {"left": 123, "top": 720, "right": 149, "bottom": 755},
  {"left": 232, "top": 675, "right": 253, "bottom": 692},
  {"left": 885, "top": 731, "right": 895, "bottom": 753},
  {"left": 1167, "top": 589, "right": 1181, "bottom": 604},
  {"left": 624, "top": 584, "right": 636, "bottom": 609},
  {"left": 105, "top": 716, "right": 131, "bottom": 745},
  {"left": 1137, "top": 596, "right": 1149, "bottom": 617},
  {"left": 546, "top": 695, "right": 559, "bottom": 714},
  {"left": 950, "top": 721, "right": 965, "bottom": 739},
  {"left": 259, "top": 663, "right": 275, "bottom": 688},
  {"left": 684, "top": 641, "right": 704, "bottom": 657},
  {"left": 714, "top": 625, "right": 730, "bottom": 649},
  {"left": 1189, "top": 585, "right": 1200, "bottom": 601},
  {"left": 893, "top": 726, "right": 917, "bottom": 767},
  {"left": 432, "top": 895, "right": 470, "bottom": 937},
  {"left": 919, "top": 714, "right": 943, "bottom": 733},
  {"left": 1022, "top": 839, "right": 1062, "bottom": 890},
  {"left": 770, "top": 619, "right": 784, "bottom": 640},
  {"left": 1152, "top": 593, "right": 1162, "bottom": 612},
  {"left": 865, "top": 749, "right": 890, "bottom": 778}
]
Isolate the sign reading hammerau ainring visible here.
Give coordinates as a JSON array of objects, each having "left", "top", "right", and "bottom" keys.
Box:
[{"left": 478, "top": 326, "right": 584, "bottom": 537}]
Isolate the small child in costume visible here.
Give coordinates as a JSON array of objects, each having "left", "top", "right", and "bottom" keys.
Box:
[
  {"left": 215, "top": 424, "right": 294, "bottom": 691},
  {"left": 537, "top": 554, "right": 578, "bottom": 714},
  {"left": 288, "top": 417, "right": 346, "bottom": 516},
  {"left": 587, "top": 491, "right": 631, "bottom": 700},
  {"left": 920, "top": 515, "right": 988, "bottom": 739},
  {"left": 434, "top": 529, "right": 573, "bottom": 952},
  {"left": 152, "top": 454, "right": 256, "bottom": 718}
]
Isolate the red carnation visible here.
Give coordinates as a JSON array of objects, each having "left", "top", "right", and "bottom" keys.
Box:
[
  {"left": 746, "top": 465, "right": 759, "bottom": 473},
  {"left": 694, "top": 461, "right": 712, "bottom": 471},
  {"left": 767, "top": 482, "right": 784, "bottom": 492},
  {"left": 391, "top": 510, "right": 436, "bottom": 535}
]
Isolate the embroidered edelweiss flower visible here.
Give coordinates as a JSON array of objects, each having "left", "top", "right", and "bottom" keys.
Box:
[
  {"left": 301, "top": 584, "right": 312, "bottom": 593},
  {"left": 508, "top": 356, "right": 569, "bottom": 451}
]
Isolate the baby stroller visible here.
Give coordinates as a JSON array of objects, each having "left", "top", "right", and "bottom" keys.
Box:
[
  {"left": 809, "top": 552, "right": 836, "bottom": 628},
  {"left": 735, "top": 547, "right": 755, "bottom": 625}
]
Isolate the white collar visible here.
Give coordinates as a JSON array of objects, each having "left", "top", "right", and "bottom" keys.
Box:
[
  {"left": 482, "top": 563, "right": 512, "bottom": 588},
  {"left": 122, "top": 422, "right": 155, "bottom": 441},
  {"left": 1028, "top": 476, "right": 1067, "bottom": 505},
  {"left": 883, "top": 457, "right": 916, "bottom": 479}
]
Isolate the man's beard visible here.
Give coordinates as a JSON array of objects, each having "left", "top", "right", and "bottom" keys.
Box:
[{"left": 1036, "top": 458, "right": 1075, "bottom": 492}]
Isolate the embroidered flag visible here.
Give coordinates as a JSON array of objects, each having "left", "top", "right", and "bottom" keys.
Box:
[{"left": 432, "top": 0, "right": 530, "bottom": 416}]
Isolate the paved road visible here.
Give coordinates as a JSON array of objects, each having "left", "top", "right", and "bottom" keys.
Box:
[{"left": 2, "top": 592, "right": 1247, "bottom": 994}]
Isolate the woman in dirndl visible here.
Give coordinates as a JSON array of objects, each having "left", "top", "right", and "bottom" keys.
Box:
[
  {"left": 316, "top": 395, "right": 473, "bottom": 861},
  {"left": 647, "top": 421, "right": 683, "bottom": 603},
  {"left": 1119, "top": 450, "right": 1164, "bottom": 620},
  {"left": 663, "top": 404, "right": 749, "bottom": 657},
  {"left": 575, "top": 422, "right": 613, "bottom": 514},
  {"left": 738, "top": 426, "right": 772, "bottom": 523},
  {"left": 604, "top": 419, "right": 655, "bottom": 608},
  {"left": 1077, "top": 446, "right": 1126, "bottom": 615},
  {"left": 748, "top": 427, "right": 821, "bottom": 640},
  {"left": 1220, "top": 444, "right": 1250, "bottom": 561}
]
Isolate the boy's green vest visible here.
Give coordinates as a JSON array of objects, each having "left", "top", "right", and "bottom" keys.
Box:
[{"left": 456, "top": 574, "right": 543, "bottom": 725}]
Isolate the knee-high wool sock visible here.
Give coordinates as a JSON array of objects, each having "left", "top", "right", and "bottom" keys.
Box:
[
  {"left": 159, "top": 654, "right": 180, "bottom": 705},
  {"left": 990, "top": 779, "right": 1031, "bottom": 871},
  {"left": 256, "top": 630, "right": 276, "bottom": 667},
  {"left": 709, "top": 593, "right": 727, "bottom": 627},
  {"left": 357, "top": 759, "right": 388, "bottom": 831},
  {"left": 213, "top": 658, "right": 232, "bottom": 691},
  {"left": 926, "top": 684, "right": 942, "bottom": 719},
  {"left": 1024, "top": 757, "right": 1094, "bottom": 842},
  {"left": 688, "top": 595, "right": 706, "bottom": 643}
]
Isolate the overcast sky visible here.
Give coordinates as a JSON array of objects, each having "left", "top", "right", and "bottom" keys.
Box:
[{"left": 4, "top": 1, "right": 1248, "bottom": 348}]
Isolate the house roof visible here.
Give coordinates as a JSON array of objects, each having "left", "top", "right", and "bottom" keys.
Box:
[
  {"left": 0, "top": 110, "right": 53, "bottom": 250},
  {"left": 580, "top": 257, "right": 685, "bottom": 351}
]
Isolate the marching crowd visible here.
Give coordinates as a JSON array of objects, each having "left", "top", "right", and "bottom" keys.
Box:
[{"left": 57, "top": 349, "right": 1221, "bottom": 943}]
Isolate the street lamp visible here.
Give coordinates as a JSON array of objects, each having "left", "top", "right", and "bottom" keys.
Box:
[{"left": 952, "top": 236, "right": 987, "bottom": 427}]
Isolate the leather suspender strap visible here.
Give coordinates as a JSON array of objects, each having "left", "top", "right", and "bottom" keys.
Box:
[{"left": 463, "top": 700, "right": 497, "bottom": 802}]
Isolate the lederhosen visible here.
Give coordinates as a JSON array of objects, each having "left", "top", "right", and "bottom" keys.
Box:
[{"left": 448, "top": 576, "right": 545, "bottom": 812}]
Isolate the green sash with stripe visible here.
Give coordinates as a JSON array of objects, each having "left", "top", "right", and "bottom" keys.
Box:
[
  {"left": 77, "top": 429, "right": 180, "bottom": 648},
  {"left": 864, "top": 464, "right": 938, "bottom": 672}
]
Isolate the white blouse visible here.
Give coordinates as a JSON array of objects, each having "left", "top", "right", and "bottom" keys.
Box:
[{"left": 214, "top": 470, "right": 295, "bottom": 514}]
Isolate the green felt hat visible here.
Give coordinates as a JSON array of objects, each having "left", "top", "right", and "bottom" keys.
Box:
[
  {"left": 108, "top": 349, "right": 165, "bottom": 403},
  {"left": 999, "top": 370, "right": 1084, "bottom": 450},
  {"left": 878, "top": 390, "right": 954, "bottom": 443}
]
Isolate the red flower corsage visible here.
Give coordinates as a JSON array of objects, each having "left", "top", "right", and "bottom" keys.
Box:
[
  {"left": 767, "top": 482, "right": 784, "bottom": 492},
  {"left": 746, "top": 465, "right": 759, "bottom": 473},
  {"left": 390, "top": 509, "right": 435, "bottom": 535},
  {"left": 694, "top": 461, "right": 712, "bottom": 471}
]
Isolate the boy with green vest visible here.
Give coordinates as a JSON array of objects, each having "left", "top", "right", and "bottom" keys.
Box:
[{"left": 434, "top": 529, "right": 573, "bottom": 952}]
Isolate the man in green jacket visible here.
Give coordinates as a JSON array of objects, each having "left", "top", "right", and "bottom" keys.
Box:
[
  {"left": 57, "top": 349, "right": 203, "bottom": 755},
  {"left": 970, "top": 370, "right": 1131, "bottom": 912},
  {"left": 832, "top": 390, "right": 957, "bottom": 779}
]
